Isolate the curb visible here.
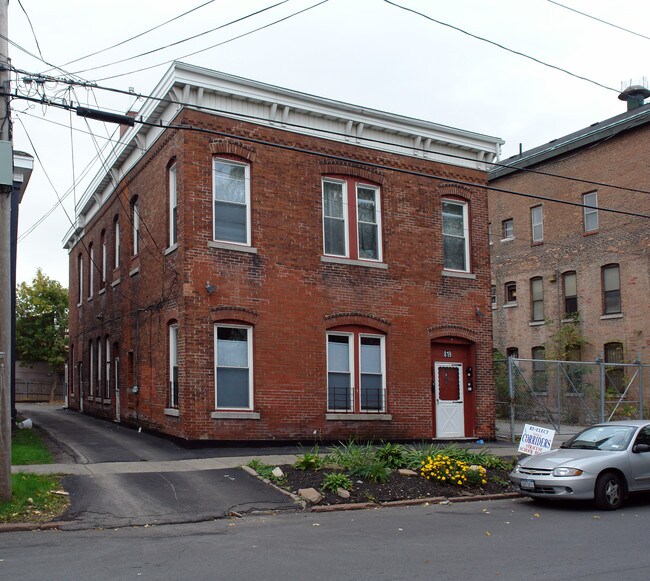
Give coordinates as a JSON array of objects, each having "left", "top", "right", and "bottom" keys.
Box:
[{"left": 0, "top": 521, "right": 67, "bottom": 533}]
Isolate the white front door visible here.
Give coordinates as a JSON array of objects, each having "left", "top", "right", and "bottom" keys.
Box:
[{"left": 435, "top": 362, "right": 465, "bottom": 438}]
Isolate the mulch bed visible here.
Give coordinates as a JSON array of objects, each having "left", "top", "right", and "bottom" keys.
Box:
[{"left": 278, "top": 465, "right": 515, "bottom": 506}]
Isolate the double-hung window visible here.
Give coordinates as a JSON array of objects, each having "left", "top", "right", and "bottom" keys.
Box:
[
  {"left": 215, "top": 325, "right": 252, "bottom": 409},
  {"left": 114, "top": 216, "right": 120, "bottom": 269},
  {"left": 531, "top": 205, "right": 543, "bottom": 243},
  {"left": 602, "top": 264, "right": 621, "bottom": 314},
  {"left": 169, "top": 324, "right": 179, "bottom": 408},
  {"left": 502, "top": 218, "right": 514, "bottom": 240},
  {"left": 77, "top": 254, "right": 83, "bottom": 304},
  {"left": 100, "top": 230, "right": 107, "bottom": 289},
  {"left": 169, "top": 163, "right": 178, "bottom": 247},
  {"left": 583, "top": 192, "right": 598, "bottom": 232},
  {"left": 105, "top": 337, "right": 111, "bottom": 400},
  {"left": 327, "top": 331, "right": 386, "bottom": 413},
  {"left": 563, "top": 271, "right": 578, "bottom": 316},
  {"left": 442, "top": 199, "right": 469, "bottom": 272},
  {"left": 322, "top": 177, "right": 382, "bottom": 262},
  {"left": 97, "top": 338, "right": 103, "bottom": 398},
  {"left": 132, "top": 198, "right": 140, "bottom": 256},
  {"left": 530, "top": 277, "right": 544, "bottom": 321},
  {"left": 88, "top": 243, "right": 94, "bottom": 299},
  {"left": 213, "top": 158, "right": 250, "bottom": 245}
]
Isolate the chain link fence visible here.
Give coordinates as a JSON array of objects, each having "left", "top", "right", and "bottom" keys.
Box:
[{"left": 496, "top": 357, "right": 648, "bottom": 441}]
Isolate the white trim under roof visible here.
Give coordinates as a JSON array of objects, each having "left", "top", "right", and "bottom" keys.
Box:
[{"left": 64, "top": 62, "right": 503, "bottom": 249}]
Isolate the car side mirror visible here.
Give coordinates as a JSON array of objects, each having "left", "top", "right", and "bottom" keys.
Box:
[{"left": 633, "top": 443, "right": 650, "bottom": 453}]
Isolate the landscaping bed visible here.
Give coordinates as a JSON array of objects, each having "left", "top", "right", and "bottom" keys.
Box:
[{"left": 247, "top": 442, "right": 516, "bottom": 508}]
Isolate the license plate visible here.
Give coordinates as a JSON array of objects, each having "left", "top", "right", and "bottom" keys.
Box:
[{"left": 520, "top": 479, "right": 535, "bottom": 491}]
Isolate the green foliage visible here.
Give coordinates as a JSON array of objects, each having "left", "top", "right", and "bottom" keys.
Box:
[
  {"left": 16, "top": 269, "right": 68, "bottom": 373},
  {"left": 246, "top": 459, "right": 286, "bottom": 485},
  {"left": 321, "top": 472, "right": 352, "bottom": 493},
  {"left": 352, "top": 460, "right": 390, "bottom": 483},
  {"left": 375, "top": 442, "right": 406, "bottom": 469},
  {"left": 324, "top": 439, "right": 375, "bottom": 471},
  {"left": 402, "top": 443, "right": 508, "bottom": 471},
  {"left": 11, "top": 428, "right": 53, "bottom": 465},
  {"left": 544, "top": 313, "right": 588, "bottom": 361},
  {"left": 293, "top": 446, "right": 324, "bottom": 471},
  {"left": 0, "top": 474, "right": 69, "bottom": 523},
  {"left": 420, "top": 454, "right": 488, "bottom": 487}
]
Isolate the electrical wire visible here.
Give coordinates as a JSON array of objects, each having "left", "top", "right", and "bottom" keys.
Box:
[
  {"left": 69, "top": 0, "right": 290, "bottom": 76},
  {"left": 546, "top": 0, "right": 650, "bottom": 42},
  {"left": 16, "top": 0, "right": 44, "bottom": 61},
  {"left": 52, "top": 0, "right": 219, "bottom": 71},
  {"left": 383, "top": 0, "right": 620, "bottom": 94},
  {"left": 93, "top": 0, "right": 330, "bottom": 82}
]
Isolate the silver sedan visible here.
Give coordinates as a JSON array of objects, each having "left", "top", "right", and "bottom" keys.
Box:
[{"left": 509, "top": 420, "right": 650, "bottom": 510}]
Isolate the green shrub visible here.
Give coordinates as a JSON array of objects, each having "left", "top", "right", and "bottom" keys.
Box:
[
  {"left": 351, "top": 460, "right": 391, "bottom": 483},
  {"left": 324, "top": 439, "right": 375, "bottom": 471},
  {"left": 420, "top": 454, "right": 487, "bottom": 486},
  {"left": 321, "top": 472, "right": 353, "bottom": 493},
  {"left": 375, "top": 442, "right": 406, "bottom": 469},
  {"left": 294, "top": 447, "right": 324, "bottom": 471}
]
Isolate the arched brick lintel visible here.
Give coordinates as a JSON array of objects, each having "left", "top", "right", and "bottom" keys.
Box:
[
  {"left": 210, "top": 306, "right": 258, "bottom": 325},
  {"left": 324, "top": 312, "right": 391, "bottom": 333},
  {"left": 209, "top": 139, "right": 256, "bottom": 162},
  {"left": 435, "top": 183, "right": 477, "bottom": 202},
  {"left": 319, "top": 160, "right": 385, "bottom": 185},
  {"left": 428, "top": 325, "right": 476, "bottom": 343}
]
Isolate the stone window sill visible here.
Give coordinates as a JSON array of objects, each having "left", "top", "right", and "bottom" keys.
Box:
[
  {"left": 129, "top": 266, "right": 140, "bottom": 277},
  {"left": 529, "top": 321, "right": 545, "bottom": 327},
  {"left": 442, "top": 270, "right": 476, "bottom": 280},
  {"left": 321, "top": 256, "right": 388, "bottom": 269},
  {"left": 208, "top": 241, "right": 258, "bottom": 254},
  {"left": 503, "top": 302, "right": 518, "bottom": 308},
  {"left": 211, "top": 411, "right": 260, "bottom": 420},
  {"left": 600, "top": 313, "right": 623, "bottom": 320},
  {"left": 164, "top": 408, "right": 180, "bottom": 417},
  {"left": 164, "top": 244, "right": 178, "bottom": 256},
  {"left": 326, "top": 413, "right": 392, "bottom": 421}
]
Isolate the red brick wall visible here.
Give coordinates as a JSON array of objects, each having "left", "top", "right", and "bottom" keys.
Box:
[{"left": 68, "top": 109, "right": 496, "bottom": 441}]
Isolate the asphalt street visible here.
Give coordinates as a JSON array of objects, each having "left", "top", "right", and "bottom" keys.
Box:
[{"left": 3, "top": 496, "right": 650, "bottom": 580}]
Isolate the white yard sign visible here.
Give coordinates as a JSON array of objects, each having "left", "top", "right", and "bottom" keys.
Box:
[{"left": 518, "top": 424, "right": 556, "bottom": 455}]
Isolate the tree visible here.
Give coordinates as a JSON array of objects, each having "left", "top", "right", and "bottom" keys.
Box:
[{"left": 15, "top": 269, "right": 68, "bottom": 397}]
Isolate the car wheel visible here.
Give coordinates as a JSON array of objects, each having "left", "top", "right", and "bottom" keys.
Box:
[{"left": 594, "top": 472, "right": 625, "bottom": 510}]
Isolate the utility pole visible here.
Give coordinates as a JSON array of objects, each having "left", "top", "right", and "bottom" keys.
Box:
[{"left": 0, "top": 0, "right": 12, "bottom": 501}]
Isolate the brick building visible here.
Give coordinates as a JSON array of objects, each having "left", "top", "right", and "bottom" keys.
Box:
[
  {"left": 489, "top": 87, "right": 650, "bottom": 375},
  {"left": 63, "top": 62, "right": 502, "bottom": 441}
]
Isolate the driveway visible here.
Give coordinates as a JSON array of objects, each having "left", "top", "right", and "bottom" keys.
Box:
[{"left": 15, "top": 403, "right": 300, "bottom": 529}]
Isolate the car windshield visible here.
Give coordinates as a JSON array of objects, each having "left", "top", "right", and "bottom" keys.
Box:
[{"left": 563, "top": 425, "right": 636, "bottom": 451}]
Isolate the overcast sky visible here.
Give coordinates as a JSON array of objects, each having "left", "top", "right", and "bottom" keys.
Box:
[{"left": 8, "top": 0, "right": 650, "bottom": 286}]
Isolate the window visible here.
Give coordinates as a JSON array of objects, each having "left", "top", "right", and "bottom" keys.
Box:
[
  {"left": 563, "top": 271, "right": 578, "bottom": 316},
  {"left": 530, "top": 277, "right": 544, "bottom": 321},
  {"left": 105, "top": 337, "right": 111, "bottom": 400},
  {"left": 442, "top": 199, "right": 469, "bottom": 272},
  {"left": 327, "top": 331, "right": 386, "bottom": 413},
  {"left": 602, "top": 264, "right": 621, "bottom": 314},
  {"left": 505, "top": 281, "right": 517, "bottom": 304},
  {"left": 213, "top": 158, "right": 250, "bottom": 245},
  {"left": 604, "top": 342, "right": 624, "bottom": 392},
  {"left": 169, "top": 163, "right": 178, "bottom": 247},
  {"left": 169, "top": 323, "right": 179, "bottom": 408},
  {"left": 531, "top": 206, "right": 543, "bottom": 243},
  {"left": 583, "top": 192, "right": 598, "bottom": 232},
  {"left": 322, "top": 177, "right": 382, "bottom": 261},
  {"left": 532, "top": 346, "right": 547, "bottom": 393},
  {"left": 215, "top": 325, "right": 252, "bottom": 409},
  {"left": 100, "top": 230, "right": 107, "bottom": 289},
  {"left": 114, "top": 216, "right": 120, "bottom": 269},
  {"left": 506, "top": 347, "right": 519, "bottom": 359},
  {"left": 97, "top": 338, "right": 103, "bottom": 398},
  {"left": 89, "top": 340, "right": 94, "bottom": 398},
  {"left": 488, "top": 222, "right": 493, "bottom": 245},
  {"left": 491, "top": 285, "right": 497, "bottom": 307},
  {"left": 77, "top": 254, "right": 83, "bottom": 304},
  {"left": 132, "top": 197, "right": 140, "bottom": 256},
  {"left": 502, "top": 218, "right": 514, "bottom": 239},
  {"left": 88, "top": 243, "right": 94, "bottom": 298}
]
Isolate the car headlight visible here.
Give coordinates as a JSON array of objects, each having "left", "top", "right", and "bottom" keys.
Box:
[
  {"left": 513, "top": 463, "right": 522, "bottom": 473},
  {"left": 552, "top": 467, "right": 583, "bottom": 477}
]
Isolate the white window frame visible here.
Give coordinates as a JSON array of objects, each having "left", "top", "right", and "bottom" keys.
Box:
[
  {"left": 326, "top": 331, "right": 354, "bottom": 412},
  {"left": 88, "top": 243, "right": 94, "bottom": 298},
  {"left": 326, "top": 331, "right": 386, "bottom": 413},
  {"left": 502, "top": 218, "right": 514, "bottom": 240},
  {"left": 105, "top": 337, "right": 111, "bottom": 400},
  {"left": 169, "top": 324, "right": 179, "bottom": 408},
  {"left": 169, "top": 163, "right": 178, "bottom": 247},
  {"left": 214, "top": 324, "right": 253, "bottom": 410},
  {"left": 356, "top": 183, "right": 382, "bottom": 262},
  {"left": 132, "top": 199, "right": 140, "bottom": 256},
  {"left": 89, "top": 341, "right": 94, "bottom": 398},
  {"left": 531, "top": 205, "right": 543, "bottom": 242},
  {"left": 358, "top": 333, "right": 386, "bottom": 413},
  {"left": 212, "top": 158, "right": 251, "bottom": 246},
  {"left": 114, "top": 218, "right": 120, "bottom": 269},
  {"left": 322, "top": 178, "right": 349, "bottom": 258},
  {"left": 77, "top": 255, "right": 83, "bottom": 305},
  {"left": 97, "top": 338, "right": 103, "bottom": 398},
  {"left": 583, "top": 192, "right": 598, "bottom": 232},
  {"left": 442, "top": 199, "right": 470, "bottom": 273},
  {"left": 530, "top": 277, "right": 544, "bottom": 321},
  {"left": 101, "top": 232, "right": 107, "bottom": 287}
]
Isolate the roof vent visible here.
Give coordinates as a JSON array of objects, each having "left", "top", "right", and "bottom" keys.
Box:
[{"left": 618, "top": 78, "right": 650, "bottom": 111}]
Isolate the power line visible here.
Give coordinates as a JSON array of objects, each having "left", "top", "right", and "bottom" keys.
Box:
[
  {"left": 383, "top": 0, "right": 620, "bottom": 94},
  {"left": 93, "top": 0, "right": 330, "bottom": 82},
  {"left": 69, "top": 0, "right": 290, "bottom": 76},
  {"left": 546, "top": 0, "right": 650, "bottom": 42},
  {"left": 16, "top": 0, "right": 44, "bottom": 60},
  {"left": 8, "top": 69, "right": 650, "bottom": 197},
  {"left": 53, "top": 0, "right": 218, "bottom": 71}
]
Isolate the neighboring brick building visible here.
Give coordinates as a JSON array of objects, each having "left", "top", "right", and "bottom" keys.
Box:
[
  {"left": 63, "top": 62, "right": 502, "bottom": 441},
  {"left": 489, "top": 87, "right": 650, "bottom": 373}
]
